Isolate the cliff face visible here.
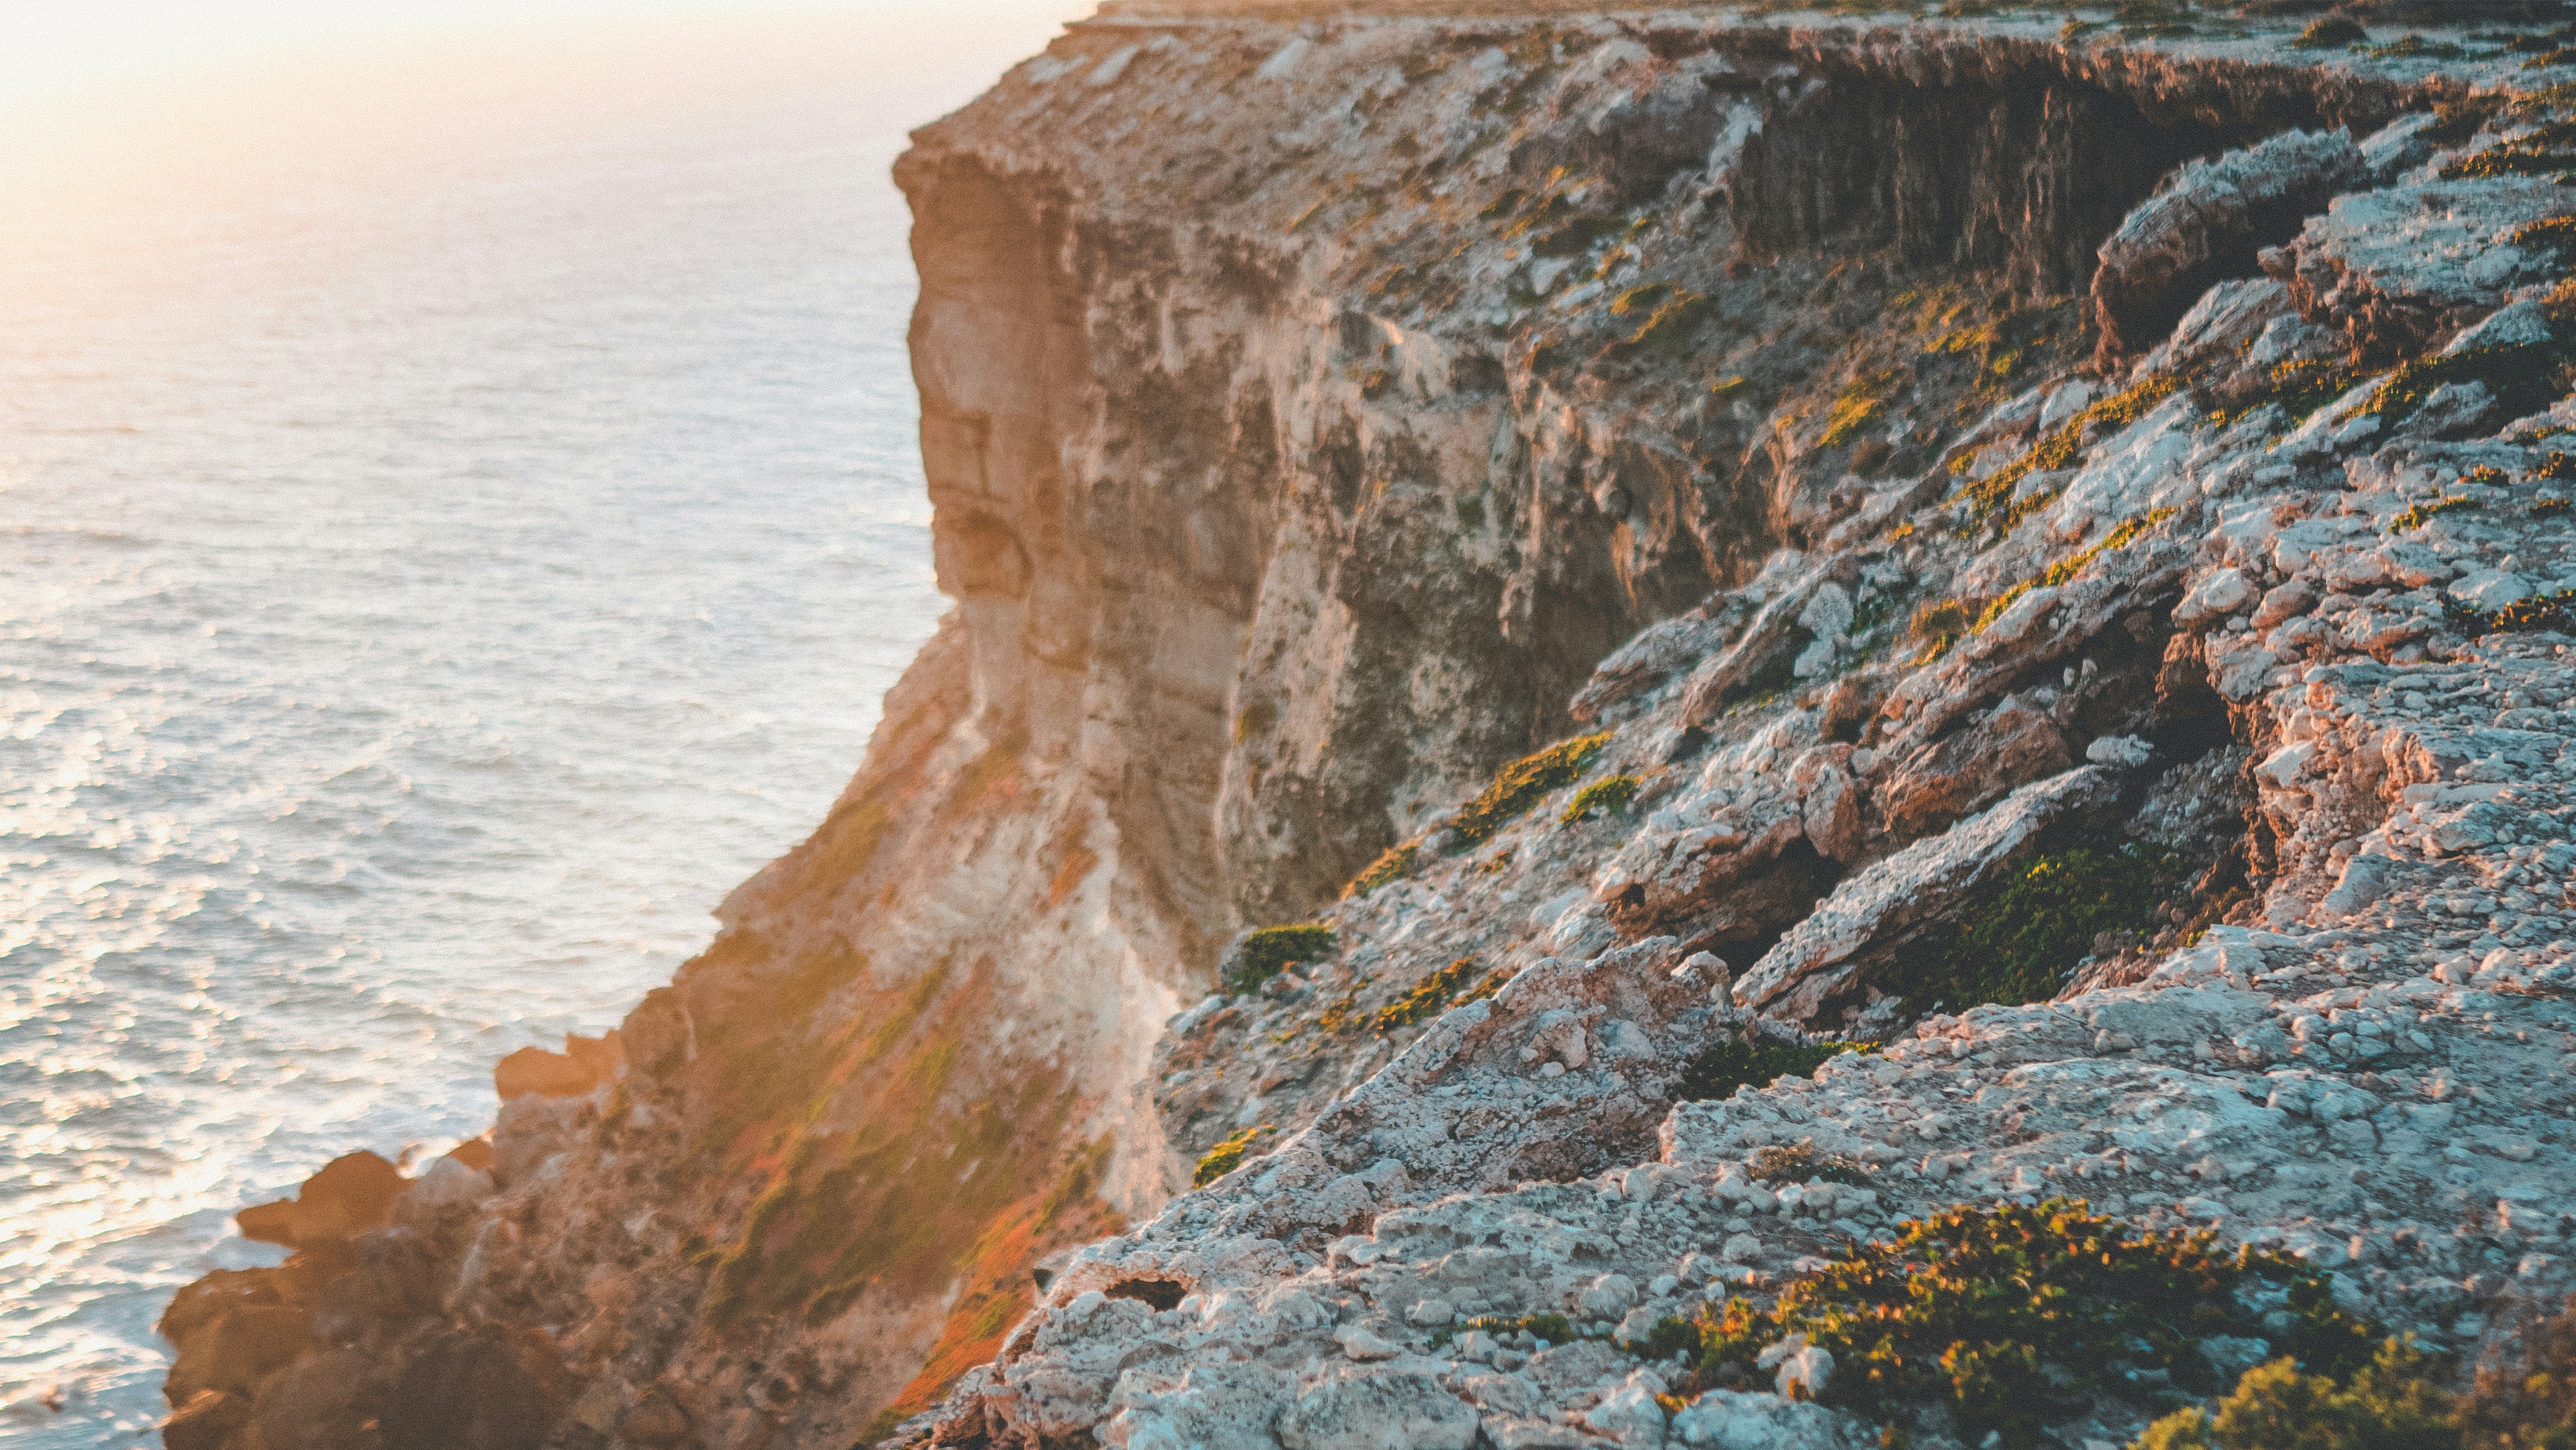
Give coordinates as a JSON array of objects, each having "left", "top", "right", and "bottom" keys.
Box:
[{"left": 158, "top": 7, "right": 2576, "bottom": 1450}]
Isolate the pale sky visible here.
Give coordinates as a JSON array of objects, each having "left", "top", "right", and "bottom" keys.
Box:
[
  {"left": 0, "top": 1, "right": 1091, "bottom": 194},
  {"left": 1, "top": 0, "right": 1086, "bottom": 111}
]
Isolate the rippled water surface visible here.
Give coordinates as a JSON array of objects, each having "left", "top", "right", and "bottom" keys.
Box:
[{"left": 0, "top": 11, "right": 1062, "bottom": 1440}]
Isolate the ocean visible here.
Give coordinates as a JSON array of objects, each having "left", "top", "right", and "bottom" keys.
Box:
[{"left": 0, "top": 8, "right": 1066, "bottom": 1441}]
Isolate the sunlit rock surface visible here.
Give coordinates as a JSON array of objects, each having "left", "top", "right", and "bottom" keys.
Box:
[{"left": 162, "top": 6, "right": 2576, "bottom": 1450}]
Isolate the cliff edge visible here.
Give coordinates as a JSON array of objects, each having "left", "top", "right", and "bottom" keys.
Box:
[{"left": 160, "top": 5, "right": 2576, "bottom": 1450}]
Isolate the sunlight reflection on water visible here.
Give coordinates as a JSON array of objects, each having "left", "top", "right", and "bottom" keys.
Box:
[{"left": 0, "top": 8, "right": 1069, "bottom": 1439}]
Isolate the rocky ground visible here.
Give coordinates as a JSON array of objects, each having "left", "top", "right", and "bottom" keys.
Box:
[
  {"left": 895, "top": 9, "right": 2576, "bottom": 1450},
  {"left": 159, "top": 3, "right": 2576, "bottom": 1448}
]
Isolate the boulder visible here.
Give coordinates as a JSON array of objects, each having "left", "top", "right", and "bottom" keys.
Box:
[
  {"left": 2093, "top": 127, "right": 2365, "bottom": 361},
  {"left": 1735, "top": 765, "right": 2120, "bottom": 1020},
  {"left": 618, "top": 1389, "right": 695, "bottom": 1447},
  {"left": 493, "top": 1030, "right": 622, "bottom": 1100},
  {"left": 164, "top": 1389, "right": 254, "bottom": 1450},
  {"left": 235, "top": 1151, "right": 404, "bottom": 1249},
  {"left": 1871, "top": 694, "right": 2073, "bottom": 845},
  {"left": 165, "top": 1304, "right": 312, "bottom": 1403},
  {"left": 158, "top": 1268, "right": 283, "bottom": 1348},
  {"left": 619, "top": 988, "right": 691, "bottom": 1077},
  {"left": 249, "top": 1347, "right": 383, "bottom": 1450},
  {"left": 380, "top": 1326, "right": 569, "bottom": 1450}
]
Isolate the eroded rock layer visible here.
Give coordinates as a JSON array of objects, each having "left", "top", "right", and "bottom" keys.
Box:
[{"left": 163, "top": 7, "right": 2576, "bottom": 1450}]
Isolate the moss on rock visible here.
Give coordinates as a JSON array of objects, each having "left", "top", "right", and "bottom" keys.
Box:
[
  {"left": 1226, "top": 925, "right": 1336, "bottom": 993},
  {"left": 1888, "top": 844, "right": 2180, "bottom": 1017},
  {"left": 1450, "top": 732, "right": 1612, "bottom": 847}
]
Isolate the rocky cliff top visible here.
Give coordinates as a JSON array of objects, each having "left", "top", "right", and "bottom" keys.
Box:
[{"left": 162, "top": 7, "right": 2576, "bottom": 1450}]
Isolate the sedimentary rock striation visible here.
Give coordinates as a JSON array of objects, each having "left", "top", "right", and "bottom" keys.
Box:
[{"left": 163, "top": 5, "right": 2576, "bottom": 1450}]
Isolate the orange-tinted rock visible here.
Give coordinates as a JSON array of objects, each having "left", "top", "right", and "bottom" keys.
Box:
[
  {"left": 166, "top": 1304, "right": 312, "bottom": 1402},
  {"left": 381, "top": 1325, "right": 569, "bottom": 1450},
  {"left": 158, "top": 1268, "right": 283, "bottom": 1352},
  {"left": 236, "top": 1151, "right": 404, "bottom": 1249},
  {"left": 619, "top": 987, "right": 689, "bottom": 1077},
  {"left": 1872, "top": 693, "right": 2073, "bottom": 845},
  {"left": 492, "top": 1031, "right": 622, "bottom": 1100},
  {"left": 248, "top": 1347, "right": 384, "bottom": 1450},
  {"left": 164, "top": 1389, "right": 254, "bottom": 1450},
  {"left": 444, "top": 1134, "right": 494, "bottom": 1171},
  {"left": 618, "top": 1388, "right": 694, "bottom": 1446}
]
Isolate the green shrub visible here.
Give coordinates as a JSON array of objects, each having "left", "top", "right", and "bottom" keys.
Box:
[
  {"left": 1663, "top": 1200, "right": 2379, "bottom": 1449},
  {"left": 2393, "top": 496, "right": 2477, "bottom": 532},
  {"left": 1226, "top": 925, "right": 1335, "bottom": 993},
  {"left": 1675, "top": 1033, "right": 1859, "bottom": 1102},
  {"left": 2293, "top": 16, "right": 2366, "bottom": 47},
  {"left": 1887, "top": 845, "right": 2178, "bottom": 1017},
  {"left": 1448, "top": 1312, "right": 1584, "bottom": 1348},
  {"left": 1562, "top": 774, "right": 1641, "bottom": 824},
  {"left": 1450, "top": 733, "right": 1611, "bottom": 846},
  {"left": 2136, "top": 1295, "right": 2576, "bottom": 1447},
  {"left": 2342, "top": 341, "right": 2574, "bottom": 430},
  {"left": 1192, "top": 1124, "right": 1275, "bottom": 1189},
  {"left": 2135, "top": 1339, "right": 2459, "bottom": 1449},
  {"left": 1746, "top": 1141, "right": 1870, "bottom": 1186}
]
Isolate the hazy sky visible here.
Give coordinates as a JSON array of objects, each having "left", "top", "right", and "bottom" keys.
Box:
[
  {"left": 0, "top": 0, "right": 1091, "bottom": 199},
  {"left": 4, "top": 0, "right": 1085, "bottom": 109}
]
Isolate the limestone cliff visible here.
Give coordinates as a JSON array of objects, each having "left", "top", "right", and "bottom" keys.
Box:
[{"left": 160, "top": 6, "right": 2576, "bottom": 1450}]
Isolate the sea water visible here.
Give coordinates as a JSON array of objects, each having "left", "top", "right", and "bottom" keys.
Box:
[{"left": 0, "top": 9, "right": 1065, "bottom": 1440}]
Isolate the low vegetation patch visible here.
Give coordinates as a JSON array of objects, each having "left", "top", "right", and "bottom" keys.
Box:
[
  {"left": 2458, "top": 587, "right": 2576, "bottom": 637},
  {"left": 2294, "top": 16, "right": 2367, "bottom": 47},
  {"left": 1562, "top": 774, "right": 1641, "bottom": 824},
  {"left": 2392, "top": 496, "right": 2477, "bottom": 532},
  {"left": 1952, "top": 374, "right": 2183, "bottom": 527},
  {"left": 1226, "top": 925, "right": 1336, "bottom": 993},
  {"left": 1906, "top": 598, "right": 1970, "bottom": 663},
  {"left": 1972, "top": 509, "right": 2176, "bottom": 635},
  {"left": 1608, "top": 290, "right": 1715, "bottom": 361},
  {"left": 1675, "top": 1031, "right": 1862, "bottom": 1103},
  {"left": 1192, "top": 1123, "right": 1275, "bottom": 1189},
  {"left": 2140, "top": 1295, "right": 2576, "bottom": 1448},
  {"left": 1343, "top": 841, "right": 1419, "bottom": 899},
  {"left": 1372, "top": 957, "right": 1511, "bottom": 1035},
  {"left": 2361, "top": 33, "right": 2468, "bottom": 61},
  {"left": 2441, "top": 120, "right": 2576, "bottom": 181},
  {"left": 2207, "top": 358, "right": 2361, "bottom": 433},
  {"left": 2340, "top": 338, "right": 2574, "bottom": 430},
  {"left": 1821, "top": 368, "right": 1902, "bottom": 448},
  {"left": 1451, "top": 732, "right": 1612, "bottom": 847},
  {"left": 1652, "top": 1200, "right": 2381, "bottom": 1449},
  {"left": 1888, "top": 845, "right": 2180, "bottom": 1017},
  {"left": 1746, "top": 1141, "right": 1870, "bottom": 1187}
]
